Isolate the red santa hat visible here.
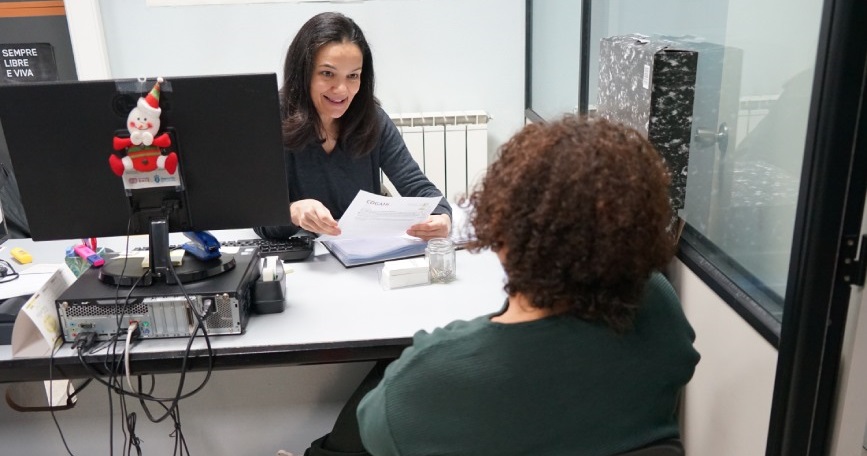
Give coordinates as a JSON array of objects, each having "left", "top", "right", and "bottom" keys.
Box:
[{"left": 137, "top": 77, "right": 164, "bottom": 116}]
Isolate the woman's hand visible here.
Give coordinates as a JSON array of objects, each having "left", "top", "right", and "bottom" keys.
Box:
[
  {"left": 290, "top": 199, "right": 341, "bottom": 236},
  {"left": 407, "top": 214, "right": 451, "bottom": 241}
]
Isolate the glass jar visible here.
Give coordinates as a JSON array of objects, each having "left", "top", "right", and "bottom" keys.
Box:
[{"left": 425, "top": 238, "right": 456, "bottom": 283}]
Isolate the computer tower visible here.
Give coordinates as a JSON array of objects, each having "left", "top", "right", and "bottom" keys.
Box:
[{"left": 55, "top": 246, "right": 259, "bottom": 342}]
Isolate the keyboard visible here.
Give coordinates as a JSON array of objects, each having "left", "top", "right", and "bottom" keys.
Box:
[{"left": 220, "top": 236, "right": 315, "bottom": 262}]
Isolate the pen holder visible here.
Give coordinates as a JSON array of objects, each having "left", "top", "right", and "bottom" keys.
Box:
[
  {"left": 252, "top": 256, "right": 286, "bottom": 314},
  {"left": 65, "top": 246, "right": 107, "bottom": 278},
  {"left": 252, "top": 278, "right": 286, "bottom": 314},
  {"left": 425, "top": 238, "right": 456, "bottom": 283}
]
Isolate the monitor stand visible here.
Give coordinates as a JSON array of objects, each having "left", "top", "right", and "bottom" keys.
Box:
[{"left": 98, "top": 219, "right": 235, "bottom": 287}]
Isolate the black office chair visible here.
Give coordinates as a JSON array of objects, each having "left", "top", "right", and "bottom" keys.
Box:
[{"left": 615, "top": 438, "right": 685, "bottom": 456}]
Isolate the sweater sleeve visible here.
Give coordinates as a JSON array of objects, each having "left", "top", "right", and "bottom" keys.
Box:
[
  {"left": 357, "top": 328, "right": 439, "bottom": 456},
  {"left": 355, "top": 376, "right": 401, "bottom": 456},
  {"left": 646, "top": 272, "right": 696, "bottom": 343},
  {"left": 253, "top": 224, "right": 300, "bottom": 240},
  {"left": 376, "top": 109, "right": 452, "bottom": 219},
  {"left": 357, "top": 320, "right": 478, "bottom": 454}
]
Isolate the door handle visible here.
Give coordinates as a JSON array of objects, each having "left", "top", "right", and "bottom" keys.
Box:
[{"left": 695, "top": 122, "right": 729, "bottom": 155}]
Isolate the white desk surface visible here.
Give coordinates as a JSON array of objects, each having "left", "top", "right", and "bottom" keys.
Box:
[{"left": 0, "top": 230, "right": 506, "bottom": 382}]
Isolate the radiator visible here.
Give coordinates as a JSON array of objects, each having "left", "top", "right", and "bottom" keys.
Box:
[{"left": 384, "top": 111, "right": 489, "bottom": 201}]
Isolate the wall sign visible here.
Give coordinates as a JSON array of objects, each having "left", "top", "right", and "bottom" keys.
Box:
[{"left": 0, "top": 43, "right": 57, "bottom": 84}]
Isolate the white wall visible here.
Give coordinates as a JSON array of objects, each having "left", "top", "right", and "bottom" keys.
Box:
[
  {"left": 668, "top": 260, "right": 778, "bottom": 456},
  {"left": 829, "top": 195, "right": 867, "bottom": 455},
  {"left": 96, "top": 0, "right": 526, "bottom": 162},
  {"left": 64, "top": 0, "right": 111, "bottom": 80},
  {"left": 830, "top": 283, "right": 867, "bottom": 455}
]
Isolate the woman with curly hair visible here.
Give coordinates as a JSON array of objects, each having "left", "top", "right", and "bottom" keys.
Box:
[{"left": 352, "top": 115, "right": 700, "bottom": 455}]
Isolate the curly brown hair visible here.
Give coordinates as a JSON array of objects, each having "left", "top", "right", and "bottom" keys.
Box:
[{"left": 463, "top": 115, "right": 675, "bottom": 332}]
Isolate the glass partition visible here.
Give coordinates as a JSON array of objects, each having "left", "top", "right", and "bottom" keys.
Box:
[
  {"left": 528, "top": 0, "right": 824, "bottom": 329},
  {"left": 527, "top": 0, "right": 582, "bottom": 120}
]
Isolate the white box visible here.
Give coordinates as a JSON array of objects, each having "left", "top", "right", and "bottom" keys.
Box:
[{"left": 380, "top": 257, "right": 430, "bottom": 290}]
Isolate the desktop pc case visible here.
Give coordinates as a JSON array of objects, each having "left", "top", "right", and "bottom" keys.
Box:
[{"left": 55, "top": 246, "right": 259, "bottom": 342}]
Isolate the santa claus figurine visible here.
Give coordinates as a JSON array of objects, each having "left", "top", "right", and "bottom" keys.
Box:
[{"left": 109, "top": 77, "right": 179, "bottom": 176}]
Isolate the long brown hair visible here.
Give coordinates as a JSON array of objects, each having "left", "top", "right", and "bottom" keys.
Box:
[{"left": 279, "top": 12, "right": 380, "bottom": 157}]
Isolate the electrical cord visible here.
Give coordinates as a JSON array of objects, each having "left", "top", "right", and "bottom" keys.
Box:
[
  {"left": 75, "top": 326, "right": 210, "bottom": 404},
  {"left": 107, "top": 366, "right": 115, "bottom": 456},
  {"left": 48, "top": 335, "right": 77, "bottom": 456},
  {"left": 136, "top": 318, "right": 207, "bottom": 422},
  {"left": 136, "top": 222, "right": 214, "bottom": 456},
  {"left": 134, "top": 215, "right": 215, "bottom": 424},
  {"left": 125, "top": 411, "right": 142, "bottom": 456},
  {"left": 124, "top": 321, "right": 139, "bottom": 393},
  {"left": 170, "top": 407, "right": 191, "bottom": 456},
  {"left": 116, "top": 324, "right": 145, "bottom": 456},
  {"left": 70, "top": 212, "right": 219, "bottom": 455},
  {"left": 66, "top": 378, "right": 92, "bottom": 402},
  {"left": 92, "top": 222, "right": 137, "bottom": 456},
  {"left": 0, "top": 258, "right": 20, "bottom": 283},
  {"left": 115, "top": 218, "right": 147, "bottom": 455}
]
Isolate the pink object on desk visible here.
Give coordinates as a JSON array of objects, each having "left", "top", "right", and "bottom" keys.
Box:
[{"left": 73, "top": 243, "right": 104, "bottom": 267}]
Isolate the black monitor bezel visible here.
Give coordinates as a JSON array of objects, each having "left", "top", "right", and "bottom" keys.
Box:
[{"left": 0, "top": 73, "right": 291, "bottom": 242}]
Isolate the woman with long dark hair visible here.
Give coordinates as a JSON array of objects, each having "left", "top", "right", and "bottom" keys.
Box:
[{"left": 256, "top": 12, "right": 451, "bottom": 241}]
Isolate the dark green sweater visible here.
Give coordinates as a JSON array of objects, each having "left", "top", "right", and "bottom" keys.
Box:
[{"left": 357, "top": 273, "right": 699, "bottom": 456}]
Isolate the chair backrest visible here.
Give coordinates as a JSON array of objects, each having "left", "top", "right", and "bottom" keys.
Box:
[{"left": 615, "top": 438, "right": 685, "bottom": 456}]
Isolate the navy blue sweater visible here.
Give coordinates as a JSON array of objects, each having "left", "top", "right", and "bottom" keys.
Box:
[{"left": 255, "top": 107, "right": 451, "bottom": 239}]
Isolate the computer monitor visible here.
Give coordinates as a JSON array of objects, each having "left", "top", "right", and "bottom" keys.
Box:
[
  {"left": 0, "top": 164, "right": 10, "bottom": 245},
  {"left": 0, "top": 73, "right": 291, "bottom": 285},
  {"left": 0, "top": 199, "right": 8, "bottom": 246}
]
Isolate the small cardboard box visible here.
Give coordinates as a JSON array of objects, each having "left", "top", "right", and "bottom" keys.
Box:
[
  {"left": 380, "top": 257, "right": 430, "bottom": 290},
  {"left": 597, "top": 34, "right": 698, "bottom": 212}
]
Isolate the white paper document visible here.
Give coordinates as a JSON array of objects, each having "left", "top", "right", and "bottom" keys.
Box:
[
  {"left": 12, "top": 264, "right": 74, "bottom": 358},
  {"left": 320, "top": 190, "right": 441, "bottom": 240}
]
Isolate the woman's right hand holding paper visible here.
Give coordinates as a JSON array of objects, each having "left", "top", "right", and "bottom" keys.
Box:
[{"left": 290, "top": 199, "right": 342, "bottom": 236}]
